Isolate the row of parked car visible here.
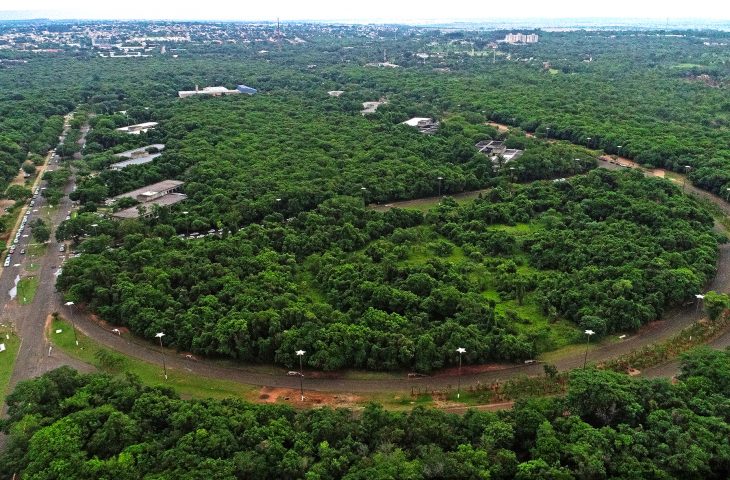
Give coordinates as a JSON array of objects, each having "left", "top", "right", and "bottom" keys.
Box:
[{"left": 3, "top": 187, "right": 41, "bottom": 267}]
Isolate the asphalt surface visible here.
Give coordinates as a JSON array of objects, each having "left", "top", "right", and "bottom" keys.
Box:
[
  {"left": 1, "top": 114, "right": 92, "bottom": 397},
  {"left": 51, "top": 158, "right": 730, "bottom": 393},
  {"left": 1, "top": 146, "right": 729, "bottom": 408}
]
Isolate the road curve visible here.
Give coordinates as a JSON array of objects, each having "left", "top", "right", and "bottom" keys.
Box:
[
  {"left": 46, "top": 159, "right": 730, "bottom": 393},
  {"left": 3, "top": 149, "right": 730, "bottom": 397}
]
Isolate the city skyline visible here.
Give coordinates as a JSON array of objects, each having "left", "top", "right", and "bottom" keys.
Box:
[{"left": 2, "top": 0, "right": 730, "bottom": 23}]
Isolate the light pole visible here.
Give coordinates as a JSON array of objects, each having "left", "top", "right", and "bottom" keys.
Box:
[
  {"left": 586, "top": 137, "right": 592, "bottom": 148},
  {"left": 182, "top": 211, "right": 189, "bottom": 236},
  {"left": 545, "top": 127, "right": 550, "bottom": 139},
  {"left": 726, "top": 188, "right": 730, "bottom": 202},
  {"left": 437, "top": 176, "right": 443, "bottom": 197},
  {"left": 683, "top": 165, "right": 691, "bottom": 192},
  {"left": 456, "top": 347, "right": 466, "bottom": 399},
  {"left": 360, "top": 187, "right": 367, "bottom": 206},
  {"left": 695, "top": 293, "right": 705, "bottom": 312},
  {"left": 90, "top": 223, "right": 98, "bottom": 236},
  {"left": 583, "top": 329, "right": 595, "bottom": 368},
  {"left": 155, "top": 332, "right": 167, "bottom": 380},
  {"left": 296, "top": 349, "right": 305, "bottom": 401},
  {"left": 63, "top": 301, "right": 78, "bottom": 346},
  {"left": 617, "top": 145, "right": 622, "bottom": 157}
]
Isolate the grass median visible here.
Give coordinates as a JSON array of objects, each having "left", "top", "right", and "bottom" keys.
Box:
[
  {"left": 0, "top": 329, "right": 21, "bottom": 406},
  {"left": 50, "top": 317, "right": 257, "bottom": 401},
  {"left": 17, "top": 276, "right": 39, "bottom": 305}
]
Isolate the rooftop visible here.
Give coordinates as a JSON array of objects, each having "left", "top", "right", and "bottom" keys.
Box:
[
  {"left": 112, "top": 193, "right": 187, "bottom": 219},
  {"left": 111, "top": 180, "right": 184, "bottom": 203}
]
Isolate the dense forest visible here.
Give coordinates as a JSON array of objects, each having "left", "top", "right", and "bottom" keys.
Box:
[
  {"left": 2, "top": 348, "right": 730, "bottom": 479},
  {"left": 56, "top": 170, "right": 719, "bottom": 370},
  {"left": 0, "top": 23, "right": 727, "bottom": 366}
]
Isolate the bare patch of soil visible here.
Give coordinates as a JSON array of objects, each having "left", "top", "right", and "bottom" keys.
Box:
[{"left": 256, "top": 386, "right": 361, "bottom": 408}]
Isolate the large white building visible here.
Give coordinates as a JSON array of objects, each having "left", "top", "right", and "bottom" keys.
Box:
[
  {"left": 178, "top": 85, "right": 257, "bottom": 98},
  {"left": 504, "top": 33, "right": 539, "bottom": 44}
]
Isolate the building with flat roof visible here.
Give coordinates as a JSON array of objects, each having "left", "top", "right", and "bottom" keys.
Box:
[
  {"left": 504, "top": 33, "right": 539, "bottom": 44},
  {"left": 116, "top": 122, "right": 158, "bottom": 135},
  {"left": 475, "top": 140, "right": 523, "bottom": 166},
  {"left": 178, "top": 84, "right": 257, "bottom": 98},
  {"left": 109, "top": 180, "right": 186, "bottom": 219},
  {"left": 179, "top": 85, "right": 238, "bottom": 98},
  {"left": 112, "top": 193, "right": 187, "bottom": 219},
  {"left": 236, "top": 84, "right": 257, "bottom": 95},
  {"left": 401, "top": 117, "right": 440, "bottom": 134},
  {"left": 110, "top": 144, "right": 165, "bottom": 170}
]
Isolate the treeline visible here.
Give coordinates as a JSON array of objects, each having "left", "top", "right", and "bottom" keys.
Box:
[
  {"left": 2, "top": 348, "right": 730, "bottom": 479},
  {"left": 57, "top": 170, "right": 718, "bottom": 370}
]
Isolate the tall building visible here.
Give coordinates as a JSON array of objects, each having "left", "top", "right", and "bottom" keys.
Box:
[{"left": 504, "top": 33, "right": 539, "bottom": 44}]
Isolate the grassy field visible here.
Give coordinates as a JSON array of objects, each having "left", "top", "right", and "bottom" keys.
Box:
[
  {"left": 17, "top": 276, "right": 39, "bottom": 305},
  {"left": 50, "top": 317, "right": 258, "bottom": 401},
  {"left": 370, "top": 189, "right": 490, "bottom": 213},
  {"left": 0, "top": 329, "right": 20, "bottom": 406}
]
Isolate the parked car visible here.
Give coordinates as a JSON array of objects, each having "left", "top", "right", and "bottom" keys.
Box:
[
  {"left": 286, "top": 371, "right": 303, "bottom": 377},
  {"left": 20, "top": 249, "right": 25, "bottom": 255}
]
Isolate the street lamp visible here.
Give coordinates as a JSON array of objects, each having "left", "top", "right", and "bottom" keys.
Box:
[
  {"left": 296, "top": 349, "right": 306, "bottom": 401},
  {"left": 583, "top": 330, "right": 595, "bottom": 368},
  {"left": 437, "top": 176, "right": 443, "bottom": 197},
  {"left": 617, "top": 145, "right": 622, "bottom": 157},
  {"left": 90, "top": 223, "right": 98, "bottom": 236},
  {"left": 456, "top": 347, "right": 466, "bottom": 399},
  {"left": 726, "top": 188, "right": 730, "bottom": 202},
  {"left": 181, "top": 211, "right": 189, "bottom": 236},
  {"left": 155, "top": 332, "right": 167, "bottom": 380},
  {"left": 586, "top": 137, "right": 592, "bottom": 148},
  {"left": 63, "top": 301, "right": 79, "bottom": 346},
  {"left": 545, "top": 127, "right": 551, "bottom": 138},
  {"left": 695, "top": 293, "right": 705, "bottom": 312},
  {"left": 360, "top": 187, "right": 367, "bottom": 206},
  {"left": 683, "top": 165, "right": 691, "bottom": 192}
]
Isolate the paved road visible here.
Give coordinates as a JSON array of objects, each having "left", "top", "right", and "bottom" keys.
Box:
[
  {"left": 50, "top": 158, "right": 730, "bottom": 393},
  {"left": 3, "top": 143, "right": 730, "bottom": 401},
  {"left": 1, "top": 114, "right": 93, "bottom": 396}
]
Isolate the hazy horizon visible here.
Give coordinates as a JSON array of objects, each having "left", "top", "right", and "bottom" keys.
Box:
[{"left": 1, "top": 0, "right": 729, "bottom": 25}]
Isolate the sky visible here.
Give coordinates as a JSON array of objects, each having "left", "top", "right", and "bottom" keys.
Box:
[{"left": 1, "top": 0, "right": 729, "bottom": 23}]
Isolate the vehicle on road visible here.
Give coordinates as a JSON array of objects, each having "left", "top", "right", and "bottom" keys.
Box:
[
  {"left": 59, "top": 245, "right": 65, "bottom": 252},
  {"left": 286, "top": 371, "right": 303, "bottom": 377},
  {"left": 20, "top": 249, "right": 25, "bottom": 255},
  {"left": 3, "top": 257, "right": 10, "bottom": 267}
]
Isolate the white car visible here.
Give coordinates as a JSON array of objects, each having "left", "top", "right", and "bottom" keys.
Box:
[{"left": 3, "top": 257, "right": 10, "bottom": 267}]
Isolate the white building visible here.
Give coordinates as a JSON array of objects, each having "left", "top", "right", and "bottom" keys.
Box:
[
  {"left": 115, "top": 122, "right": 159, "bottom": 135},
  {"left": 504, "top": 33, "right": 539, "bottom": 44}
]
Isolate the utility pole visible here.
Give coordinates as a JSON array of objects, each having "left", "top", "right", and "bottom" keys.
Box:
[
  {"left": 296, "top": 350, "right": 306, "bottom": 401},
  {"left": 583, "top": 330, "right": 595, "bottom": 368},
  {"left": 155, "top": 332, "right": 167, "bottom": 380},
  {"left": 456, "top": 347, "right": 466, "bottom": 399}
]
